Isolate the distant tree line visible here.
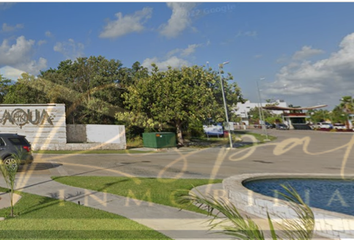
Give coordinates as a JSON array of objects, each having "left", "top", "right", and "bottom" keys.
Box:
[
  {"left": 307, "top": 96, "right": 354, "bottom": 126},
  {"left": 0, "top": 56, "right": 244, "bottom": 144}
]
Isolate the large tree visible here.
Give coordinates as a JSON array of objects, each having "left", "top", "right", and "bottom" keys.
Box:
[
  {"left": 330, "top": 106, "right": 347, "bottom": 124},
  {"left": 248, "top": 106, "right": 274, "bottom": 124},
  {"left": 0, "top": 74, "right": 12, "bottom": 103},
  {"left": 307, "top": 109, "right": 331, "bottom": 123},
  {"left": 339, "top": 96, "right": 354, "bottom": 112},
  {"left": 39, "top": 56, "right": 127, "bottom": 124},
  {"left": 337, "top": 96, "right": 354, "bottom": 128},
  {"left": 116, "top": 64, "right": 243, "bottom": 144},
  {"left": 4, "top": 56, "right": 147, "bottom": 125},
  {"left": 3, "top": 73, "right": 49, "bottom": 104}
]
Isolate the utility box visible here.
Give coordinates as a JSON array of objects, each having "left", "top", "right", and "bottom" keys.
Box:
[{"left": 143, "top": 132, "right": 176, "bottom": 148}]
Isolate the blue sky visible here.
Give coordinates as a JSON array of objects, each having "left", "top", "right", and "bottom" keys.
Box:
[{"left": 1, "top": 2, "right": 354, "bottom": 109}]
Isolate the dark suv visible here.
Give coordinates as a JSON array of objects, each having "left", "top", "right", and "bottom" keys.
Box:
[
  {"left": 0, "top": 134, "right": 34, "bottom": 167},
  {"left": 265, "top": 122, "right": 275, "bottom": 129}
]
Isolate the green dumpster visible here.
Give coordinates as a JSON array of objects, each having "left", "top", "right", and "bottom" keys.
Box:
[{"left": 143, "top": 132, "right": 176, "bottom": 148}]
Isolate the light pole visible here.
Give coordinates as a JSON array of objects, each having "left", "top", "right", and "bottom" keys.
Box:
[
  {"left": 256, "top": 78, "right": 269, "bottom": 140},
  {"left": 219, "top": 61, "right": 233, "bottom": 149},
  {"left": 351, "top": 97, "right": 354, "bottom": 129}
]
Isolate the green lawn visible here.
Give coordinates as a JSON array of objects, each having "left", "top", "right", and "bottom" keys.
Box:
[
  {"left": 186, "top": 131, "right": 277, "bottom": 148},
  {"left": 53, "top": 176, "right": 222, "bottom": 213},
  {"left": 0, "top": 187, "right": 170, "bottom": 240}
]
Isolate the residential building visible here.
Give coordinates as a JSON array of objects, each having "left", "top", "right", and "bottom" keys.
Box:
[{"left": 233, "top": 99, "right": 288, "bottom": 125}]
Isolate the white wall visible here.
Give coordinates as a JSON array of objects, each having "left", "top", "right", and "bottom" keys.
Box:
[
  {"left": 65, "top": 124, "right": 126, "bottom": 150},
  {"left": 86, "top": 124, "right": 126, "bottom": 144}
]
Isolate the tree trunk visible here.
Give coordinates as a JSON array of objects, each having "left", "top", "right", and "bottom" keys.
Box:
[
  {"left": 10, "top": 191, "right": 13, "bottom": 217},
  {"left": 176, "top": 121, "right": 184, "bottom": 146}
]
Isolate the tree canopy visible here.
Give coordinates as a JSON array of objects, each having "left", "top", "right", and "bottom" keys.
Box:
[
  {"left": 116, "top": 64, "right": 244, "bottom": 144},
  {"left": 4, "top": 56, "right": 148, "bottom": 124},
  {"left": 0, "top": 74, "right": 12, "bottom": 103},
  {"left": 2, "top": 56, "right": 246, "bottom": 142}
]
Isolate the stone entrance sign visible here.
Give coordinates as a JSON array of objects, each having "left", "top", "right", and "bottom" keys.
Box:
[
  {"left": 0, "top": 104, "right": 126, "bottom": 151},
  {"left": 0, "top": 104, "right": 66, "bottom": 150}
]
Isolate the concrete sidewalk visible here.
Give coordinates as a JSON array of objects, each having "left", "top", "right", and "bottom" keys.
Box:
[
  {"left": 0, "top": 192, "right": 21, "bottom": 214},
  {"left": 0, "top": 176, "right": 231, "bottom": 240}
]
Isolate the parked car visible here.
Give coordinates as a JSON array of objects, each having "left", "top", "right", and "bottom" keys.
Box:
[
  {"left": 314, "top": 122, "right": 333, "bottom": 129},
  {"left": 203, "top": 124, "right": 224, "bottom": 137},
  {"left": 333, "top": 123, "right": 346, "bottom": 130},
  {"left": 253, "top": 123, "right": 261, "bottom": 129},
  {"left": 265, "top": 122, "right": 275, "bottom": 129},
  {"left": 0, "top": 134, "right": 33, "bottom": 169},
  {"left": 276, "top": 123, "right": 289, "bottom": 130},
  {"left": 254, "top": 122, "right": 274, "bottom": 129}
]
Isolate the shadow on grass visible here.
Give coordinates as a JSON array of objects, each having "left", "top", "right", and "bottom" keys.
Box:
[{"left": 98, "top": 179, "right": 130, "bottom": 192}]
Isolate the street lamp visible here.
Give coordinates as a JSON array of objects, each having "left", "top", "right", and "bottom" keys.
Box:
[
  {"left": 256, "top": 78, "right": 269, "bottom": 140},
  {"left": 350, "top": 97, "right": 354, "bottom": 129},
  {"left": 219, "top": 61, "right": 233, "bottom": 149}
]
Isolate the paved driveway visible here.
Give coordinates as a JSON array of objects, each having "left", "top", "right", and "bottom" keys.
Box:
[{"left": 22, "top": 129, "right": 354, "bottom": 180}]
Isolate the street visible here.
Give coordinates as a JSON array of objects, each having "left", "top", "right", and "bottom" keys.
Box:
[{"left": 22, "top": 129, "right": 354, "bottom": 180}]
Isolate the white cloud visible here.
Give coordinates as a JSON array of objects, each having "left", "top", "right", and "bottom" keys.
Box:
[
  {"left": 263, "top": 33, "right": 354, "bottom": 108},
  {"left": 142, "top": 56, "right": 189, "bottom": 71},
  {"left": 181, "top": 44, "right": 201, "bottom": 56},
  {"left": 0, "top": 3, "right": 15, "bottom": 10},
  {"left": 0, "top": 36, "right": 47, "bottom": 75},
  {"left": 142, "top": 41, "right": 205, "bottom": 71},
  {"left": 45, "top": 31, "right": 53, "bottom": 37},
  {"left": 292, "top": 46, "right": 324, "bottom": 60},
  {"left": 221, "top": 30, "right": 257, "bottom": 45},
  {"left": 2, "top": 23, "right": 24, "bottom": 32},
  {"left": 100, "top": 7, "right": 152, "bottom": 39},
  {"left": 0, "top": 66, "right": 25, "bottom": 81},
  {"left": 17, "top": 57, "right": 47, "bottom": 77},
  {"left": 37, "top": 40, "right": 47, "bottom": 46},
  {"left": 166, "top": 48, "right": 181, "bottom": 58},
  {"left": 159, "top": 2, "right": 196, "bottom": 38},
  {"left": 0, "top": 36, "right": 34, "bottom": 65},
  {"left": 54, "top": 38, "right": 85, "bottom": 60},
  {"left": 167, "top": 43, "right": 202, "bottom": 58}
]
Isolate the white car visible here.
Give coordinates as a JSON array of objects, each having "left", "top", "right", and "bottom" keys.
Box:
[
  {"left": 203, "top": 125, "right": 223, "bottom": 136},
  {"left": 333, "top": 123, "right": 346, "bottom": 130},
  {"left": 314, "top": 122, "right": 333, "bottom": 129}
]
